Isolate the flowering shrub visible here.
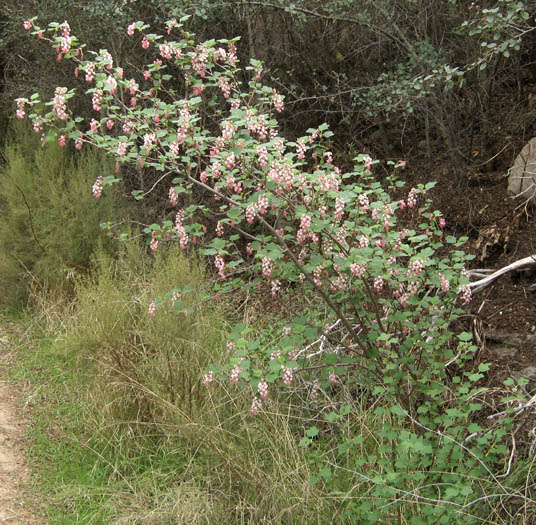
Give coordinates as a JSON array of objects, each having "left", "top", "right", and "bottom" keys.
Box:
[{"left": 17, "top": 17, "right": 527, "bottom": 521}]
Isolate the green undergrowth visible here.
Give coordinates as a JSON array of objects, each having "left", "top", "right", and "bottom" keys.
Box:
[
  {"left": 5, "top": 242, "right": 535, "bottom": 523},
  {"left": 5, "top": 242, "right": 338, "bottom": 523},
  {"left": 0, "top": 122, "right": 125, "bottom": 308}
]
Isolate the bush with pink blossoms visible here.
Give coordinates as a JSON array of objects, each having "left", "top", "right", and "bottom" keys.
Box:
[{"left": 17, "top": 19, "right": 526, "bottom": 522}]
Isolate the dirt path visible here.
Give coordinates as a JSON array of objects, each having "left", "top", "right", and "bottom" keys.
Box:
[{"left": 0, "top": 329, "right": 42, "bottom": 524}]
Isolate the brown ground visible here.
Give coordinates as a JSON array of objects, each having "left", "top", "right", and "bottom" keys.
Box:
[
  {"left": 425, "top": 157, "right": 536, "bottom": 380},
  {"left": 0, "top": 329, "right": 42, "bottom": 525}
]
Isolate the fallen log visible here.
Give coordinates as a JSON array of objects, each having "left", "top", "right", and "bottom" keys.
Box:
[{"left": 467, "top": 255, "right": 536, "bottom": 293}]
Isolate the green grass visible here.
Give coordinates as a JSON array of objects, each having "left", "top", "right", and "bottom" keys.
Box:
[
  {"left": 2, "top": 245, "right": 337, "bottom": 524},
  {"left": 7, "top": 322, "right": 114, "bottom": 524}
]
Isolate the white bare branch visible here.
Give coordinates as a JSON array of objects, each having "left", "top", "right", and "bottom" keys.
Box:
[{"left": 467, "top": 255, "right": 536, "bottom": 293}]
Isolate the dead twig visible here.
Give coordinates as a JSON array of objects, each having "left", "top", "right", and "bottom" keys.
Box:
[{"left": 467, "top": 255, "right": 536, "bottom": 293}]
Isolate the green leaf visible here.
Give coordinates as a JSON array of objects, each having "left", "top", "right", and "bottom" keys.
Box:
[
  {"left": 306, "top": 426, "right": 319, "bottom": 438},
  {"left": 457, "top": 332, "right": 472, "bottom": 342}
]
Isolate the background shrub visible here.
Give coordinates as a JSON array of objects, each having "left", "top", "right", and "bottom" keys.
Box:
[{"left": 0, "top": 122, "right": 125, "bottom": 307}]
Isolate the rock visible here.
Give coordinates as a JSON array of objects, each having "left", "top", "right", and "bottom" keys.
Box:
[
  {"left": 526, "top": 334, "right": 536, "bottom": 347},
  {"left": 488, "top": 345, "right": 519, "bottom": 359},
  {"left": 485, "top": 329, "right": 523, "bottom": 347},
  {"left": 507, "top": 137, "right": 536, "bottom": 204},
  {"left": 513, "top": 366, "right": 536, "bottom": 387}
]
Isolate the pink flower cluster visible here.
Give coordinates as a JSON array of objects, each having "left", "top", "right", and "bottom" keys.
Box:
[
  {"left": 53, "top": 87, "right": 68, "bottom": 119},
  {"left": 257, "top": 145, "right": 268, "bottom": 167},
  {"left": 258, "top": 380, "right": 268, "bottom": 399},
  {"left": 116, "top": 141, "right": 127, "bottom": 157},
  {"left": 459, "top": 284, "right": 472, "bottom": 303},
  {"left": 296, "top": 139, "right": 306, "bottom": 160},
  {"left": 143, "top": 132, "right": 156, "bottom": 154},
  {"left": 262, "top": 256, "right": 273, "bottom": 278},
  {"left": 334, "top": 197, "right": 345, "bottom": 219},
  {"left": 92, "top": 90, "right": 102, "bottom": 111},
  {"left": 168, "top": 187, "right": 178, "bottom": 206},
  {"left": 192, "top": 45, "right": 209, "bottom": 77},
  {"left": 105, "top": 75, "right": 117, "bottom": 94},
  {"left": 15, "top": 98, "right": 26, "bottom": 120},
  {"left": 409, "top": 259, "right": 424, "bottom": 275},
  {"left": 251, "top": 397, "right": 262, "bottom": 415},
  {"left": 215, "top": 254, "right": 225, "bottom": 279},
  {"left": 282, "top": 366, "right": 294, "bottom": 386},
  {"left": 229, "top": 364, "right": 240, "bottom": 383},
  {"left": 439, "top": 273, "right": 450, "bottom": 292},
  {"left": 407, "top": 188, "right": 418, "bottom": 208},
  {"left": 202, "top": 371, "right": 214, "bottom": 387},
  {"left": 175, "top": 209, "right": 188, "bottom": 249},
  {"left": 246, "top": 203, "right": 257, "bottom": 224},
  {"left": 351, "top": 263, "right": 366, "bottom": 279},
  {"left": 148, "top": 300, "right": 156, "bottom": 317},
  {"left": 272, "top": 89, "right": 284, "bottom": 113},
  {"left": 92, "top": 176, "right": 104, "bottom": 198},
  {"left": 150, "top": 232, "right": 159, "bottom": 252},
  {"left": 218, "top": 76, "right": 232, "bottom": 99},
  {"left": 85, "top": 63, "right": 95, "bottom": 82}
]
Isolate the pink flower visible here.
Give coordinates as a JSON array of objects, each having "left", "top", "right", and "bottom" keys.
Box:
[
  {"left": 148, "top": 300, "right": 156, "bottom": 317},
  {"left": 15, "top": 98, "right": 27, "bottom": 119},
  {"left": 258, "top": 380, "right": 268, "bottom": 399},
  {"left": 282, "top": 366, "right": 293, "bottom": 386},
  {"left": 92, "top": 90, "right": 102, "bottom": 112},
  {"left": 251, "top": 397, "right": 262, "bottom": 416},
  {"left": 374, "top": 276, "right": 384, "bottom": 292},
  {"left": 92, "top": 176, "right": 104, "bottom": 198},
  {"left": 272, "top": 89, "right": 284, "bottom": 113},
  {"left": 215, "top": 255, "right": 225, "bottom": 279},
  {"left": 230, "top": 365, "right": 240, "bottom": 383},
  {"left": 23, "top": 20, "right": 33, "bottom": 30},
  {"left": 75, "top": 136, "right": 83, "bottom": 150},
  {"left": 410, "top": 259, "right": 424, "bottom": 275},
  {"left": 58, "top": 135, "right": 67, "bottom": 147},
  {"left": 90, "top": 119, "right": 99, "bottom": 132},
  {"left": 106, "top": 118, "right": 114, "bottom": 130},
  {"left": 85, "top": 63, "right": 95, "bottom": 83},
  {"left": 127, "top": 22, "right": 136, "bottom": 36},
  {"left": 150, "top": 233, "right": 159, "bottom": 252},
  {"left": 459, "top": 284, "right": 472, "bottom": 303},
  {"left": 203, "top": 371, "right": 214, "bottom": 388},
  {"left": 407, "top": 188, "right": 418, "bottom": 208},
  {"left": 168, "top": 187, "right": 179, "bottom": 206},
  {"left": 105, "top": 75, "right": 117, "bottom": 94},
  {"left": 262, "top": 257, "right": 273, "bottom": 278},
  {"left": 334, "top": 197, "right": 345, "bottom": 219},
  {"left": 141, "top": 36, "right": 150, "bottom": 49},
  {"left": 439, "top": 274, "right": 450, "bottom": 292},
  {"left": 102, "top": 52, "right": 113, "bottom": 70},
  {"left": 116, "top": 141, "right": 127, "bottom": 156}
]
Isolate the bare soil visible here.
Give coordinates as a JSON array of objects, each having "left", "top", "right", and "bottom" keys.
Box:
[{"left": 0, "top": 328, "right": 42, "bottom": 525}]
